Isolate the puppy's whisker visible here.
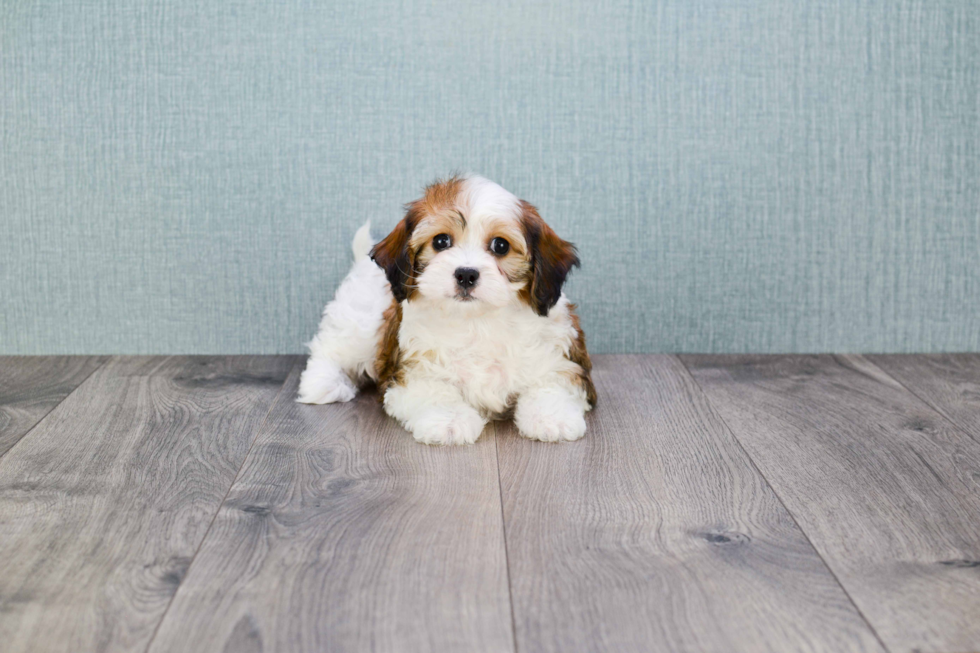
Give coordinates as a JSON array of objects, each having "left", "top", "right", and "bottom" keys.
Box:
[{"left": 393, "top": 260, "right": 414, "bottom": 280}]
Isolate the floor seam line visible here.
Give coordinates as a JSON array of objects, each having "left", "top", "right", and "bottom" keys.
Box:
[
  {"left": 0, "top": 355, "right": 112, "bottom": 469},
  {"left": 494, "top": 423, "right": 521, "bottom": 653},
  {"left": 673, "top": 354, "right": 895, "bottom": 653},
  {"left": 141, "top": 357, "right": 298, "bottom": 653}
]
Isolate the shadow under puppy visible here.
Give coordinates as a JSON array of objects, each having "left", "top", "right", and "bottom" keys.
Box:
[{"left": 297, "top": 175, "right": 596, "bottom": 445}]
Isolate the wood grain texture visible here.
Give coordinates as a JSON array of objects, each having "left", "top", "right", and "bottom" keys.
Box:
[
  {"left": 0, "top": 355, "right": 294, "bottom": 653},
  {"left": 682, "top": 354, "right": 980, "bottom": 653},
  {"left": 496, "top": 355, "right": 885, "bottom": 653},
  {"left": 868, "top": 354, "right": 980, "bottom": 442},
  {"left": 0, "top": 356, "right": 107, "bottom": 458},
  {"left": 147, "top": 363, "right": 514, "bottom": 653}
]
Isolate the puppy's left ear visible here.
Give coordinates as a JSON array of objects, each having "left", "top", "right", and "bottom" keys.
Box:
[
  {"left": 521, "top": 201, "right": 580, "bottom": 317},
  {"left": 370, "top": 207, "right": 418, "bottom": 302}
]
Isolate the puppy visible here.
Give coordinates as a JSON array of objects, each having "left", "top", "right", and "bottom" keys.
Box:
[{"left": 297, "top": 175, "right": 596, "bottom": 445}]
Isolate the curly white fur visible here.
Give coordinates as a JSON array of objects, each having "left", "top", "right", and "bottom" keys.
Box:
[{"left": 296, "top": 222, "right": 390, "bottom": 404}]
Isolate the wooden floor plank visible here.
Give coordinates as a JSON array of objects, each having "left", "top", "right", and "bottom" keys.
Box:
[
  {"left": 0, "top": 356, "right": 108, "bottom": 458},
  {"left": 868, "top": 354, "right": 980, "bottom": 443},
  {"left": 147, "top": 364, "right": 515, "bottom": 653},
  {"left": 496, "top": 355, "right": 886, "bottom": 653},
  {"left": 0, "top": 355, "right": 295, "bottom": 653},
  {"left": 682, "top": 354, "right": 980, "bottom": 653}
]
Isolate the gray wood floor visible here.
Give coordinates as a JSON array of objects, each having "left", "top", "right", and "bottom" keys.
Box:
[{"left": 0, "top": 355, "right": 978, "bottom": 653}]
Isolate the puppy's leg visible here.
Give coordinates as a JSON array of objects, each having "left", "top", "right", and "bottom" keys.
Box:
[
  {"left": 297, "top": 356, "right": 358, "bottom": 404},
  {"left": 384, "top": 380, "right": 487, "bottom": 446},
  {"left": 297, "top": 223, "right": 391, "bottom": 404},
  {"left": 514, "top": 384, "right": 589, "bottom": 442}
]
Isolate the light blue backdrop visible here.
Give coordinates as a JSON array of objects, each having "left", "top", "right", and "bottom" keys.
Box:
[{"left": 2, "top": 1, "right": 977, "bottom": 354}]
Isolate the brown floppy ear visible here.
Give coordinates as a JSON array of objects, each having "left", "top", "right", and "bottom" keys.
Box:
[
  {"left": 370, "top": 206, "right": 419, "bottom": 302},
  {"left": 520, "top": 201, "right": 580, "bottom": 316}
]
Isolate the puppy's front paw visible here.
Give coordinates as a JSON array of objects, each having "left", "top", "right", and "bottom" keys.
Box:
[
  {"left": 515, "top": 388, "right": 587, "bottom": 442},
  {"left": 411, "top": 405, "right": 486, "bottom": 446},
  {"left": 296, "top": 359, "right": 357, "bottom": 404}
]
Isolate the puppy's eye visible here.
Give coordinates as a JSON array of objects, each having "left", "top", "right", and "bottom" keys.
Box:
[
  {"left": 490, "top": 237, "right": 510, "bottom": 256},
  {"left": 432, "top": 234, "right": 452, "bottom": 251}
]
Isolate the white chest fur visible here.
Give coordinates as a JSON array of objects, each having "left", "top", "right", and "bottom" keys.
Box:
[{"left": 397, "top": 296, "right": 581, "bottom": 415}]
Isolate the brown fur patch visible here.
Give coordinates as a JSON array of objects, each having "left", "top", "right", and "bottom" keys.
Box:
[
  {"left": 483, "top": 218, "right": 531, "bottom": 283},
  {"left": 567, "top": 304, "right": 597, "bottom": 408},
  {"left": 517, "top": 201, "right": 581, "bottom": 316},
  {"left": 370, "top": 213, "right": 418, "bottom": 302},
  {"left": 418, "top": 175, "right": 464, "bottom": 216},
  {"left": 375, "top": 300, "right": 404, "bottom": 393},
  {"left": 371, "top": 176, "right": 466, "bottom": 302},
  {"left": 408, "top": 210, "right": 464, "bottom": 272}
]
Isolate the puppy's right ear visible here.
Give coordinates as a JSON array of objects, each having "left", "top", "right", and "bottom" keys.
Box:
[
  {"left": 520, "top": 201, "right": 580, "bottom": 316},
  {"left": 370, "top": 207, "right": 418, "bottom": 302}
]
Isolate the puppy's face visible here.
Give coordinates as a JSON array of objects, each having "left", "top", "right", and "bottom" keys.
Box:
[{"left": 371, "top": 176, "right": 579, "bottom": 316}]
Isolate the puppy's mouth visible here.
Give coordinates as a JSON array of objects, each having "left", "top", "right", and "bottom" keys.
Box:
[{"left": 454, "top": 290, "right": 477, "bottom": 302}]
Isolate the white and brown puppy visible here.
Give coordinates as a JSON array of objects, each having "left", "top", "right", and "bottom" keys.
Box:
[{"left": 297, "top": 175, "right": 595, "bottom": 445}]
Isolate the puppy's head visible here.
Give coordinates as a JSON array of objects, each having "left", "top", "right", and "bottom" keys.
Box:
[{"left": 371, "top": 175, "right": 579, "bottom": 316}]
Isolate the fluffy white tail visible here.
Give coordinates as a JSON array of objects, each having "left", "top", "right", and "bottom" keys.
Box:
[{"left": 352, "top": 221, "right": 374, "bottom": 262}]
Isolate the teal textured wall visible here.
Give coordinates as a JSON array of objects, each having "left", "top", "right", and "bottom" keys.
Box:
[{"left": 2, "top": 1, "right": 978, "bottom": 354}]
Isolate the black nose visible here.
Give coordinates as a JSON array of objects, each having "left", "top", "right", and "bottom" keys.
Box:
[{"left": 454, "top": 267, "right": 480, "bottom": 289}]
